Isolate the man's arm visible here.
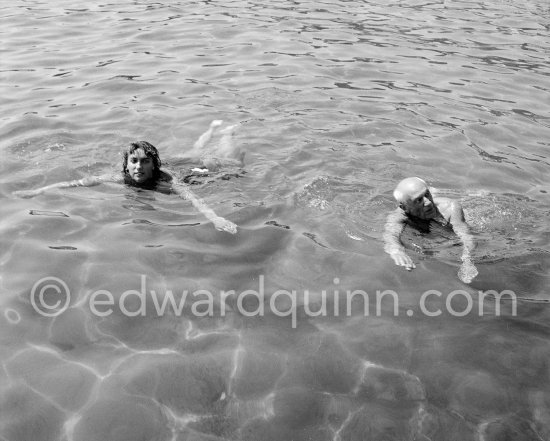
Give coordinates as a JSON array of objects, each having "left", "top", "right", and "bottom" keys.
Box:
[
  {"left": 383, "top": 208, "right": 415, "bottom": 270},
  {"left": 13, "top": 174, "right": 120, "bottom": 198},
  {"left": 448, "top": 201, "right": 478, "bottom": 283},
  {"left": 171, "top": 182, "right": 237, "bottom": 234},
  {"left": 449, "top": 202, "right": 474, "bottom": 251}
]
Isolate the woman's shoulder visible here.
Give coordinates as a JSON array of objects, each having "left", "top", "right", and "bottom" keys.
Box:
[{"left": 159, "top": 170, "right": 173, "bottom": 182}]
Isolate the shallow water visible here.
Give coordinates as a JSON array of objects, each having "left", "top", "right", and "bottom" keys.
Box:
[{"left": 1, "top": 0, "right": 550, "bottom": 440}]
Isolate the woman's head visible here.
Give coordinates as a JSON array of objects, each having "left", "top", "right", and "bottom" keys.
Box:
[{"left": 122, "top": 141, "right": 161, "bottom": 185}]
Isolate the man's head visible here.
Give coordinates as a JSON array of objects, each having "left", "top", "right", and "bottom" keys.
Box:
[
  {"left": 122, "top": 141, "right": 161, "bottom": 184},
  {"left": 393, "top": 177, "right": 437, "bottom": 219}
]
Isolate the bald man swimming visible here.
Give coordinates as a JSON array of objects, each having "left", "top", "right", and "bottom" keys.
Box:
[{"left": 383, "top": 177, "right": 478, "bottom": 283}]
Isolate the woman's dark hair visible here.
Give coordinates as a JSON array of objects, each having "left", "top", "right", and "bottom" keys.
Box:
[{"left": 122, "top": 141, "right": 162, "bottom": 185}]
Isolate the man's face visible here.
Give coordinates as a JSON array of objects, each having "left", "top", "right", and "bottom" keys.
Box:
[
  {"left": 126, "top": 149, "right": 154, "bottom": 183},
  {"left": 403, "top": 184, "right": 436, "bottom": 219}
]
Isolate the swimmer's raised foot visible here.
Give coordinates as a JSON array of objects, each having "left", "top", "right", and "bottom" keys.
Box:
[
  {"left": 193, "top": 120, "right": 224, "bottom": 150},
  {"left": 217, "top": 123, "right": 244, "bottom": 164},
  {"left": 219, "top": 124, "right": 237, "bottom": 135}
]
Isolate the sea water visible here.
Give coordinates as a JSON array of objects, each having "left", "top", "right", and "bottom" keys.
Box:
[{"left": 1, "top": 0, "right": 549, "bottom": 440}]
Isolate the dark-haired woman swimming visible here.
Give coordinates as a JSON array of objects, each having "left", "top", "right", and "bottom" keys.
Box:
[{"left": 13, "top": 120, "right": 241, "bottom": 234}]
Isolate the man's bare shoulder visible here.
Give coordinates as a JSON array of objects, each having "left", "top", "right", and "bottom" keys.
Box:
[
  {"left": 387, "top": 206, "right": 407, "bottom": 223},
  {"left": 434, "top": 197, "right": 464, "bottom": 222},
  {"left": 433, "top": 196, "right": 454, "bottom": 209}
]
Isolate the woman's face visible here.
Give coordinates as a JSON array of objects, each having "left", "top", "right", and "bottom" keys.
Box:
[{"left": 126, "top": 148, "right": 155, "bottom": 183}]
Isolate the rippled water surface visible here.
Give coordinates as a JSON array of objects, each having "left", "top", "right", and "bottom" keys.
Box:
[{"left": 1, "top": 1, "right": 550, "bottom": 440}]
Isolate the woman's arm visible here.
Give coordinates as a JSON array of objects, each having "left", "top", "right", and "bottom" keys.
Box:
[
  {"left": 13, "top": 174, "right": 121, "bottom": 198},
  {"left": 383, "top": 208, "right": 415, "bottom": 270},
  {"left": 171, "top": 182, "right": 237, "bottom": 234}
]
